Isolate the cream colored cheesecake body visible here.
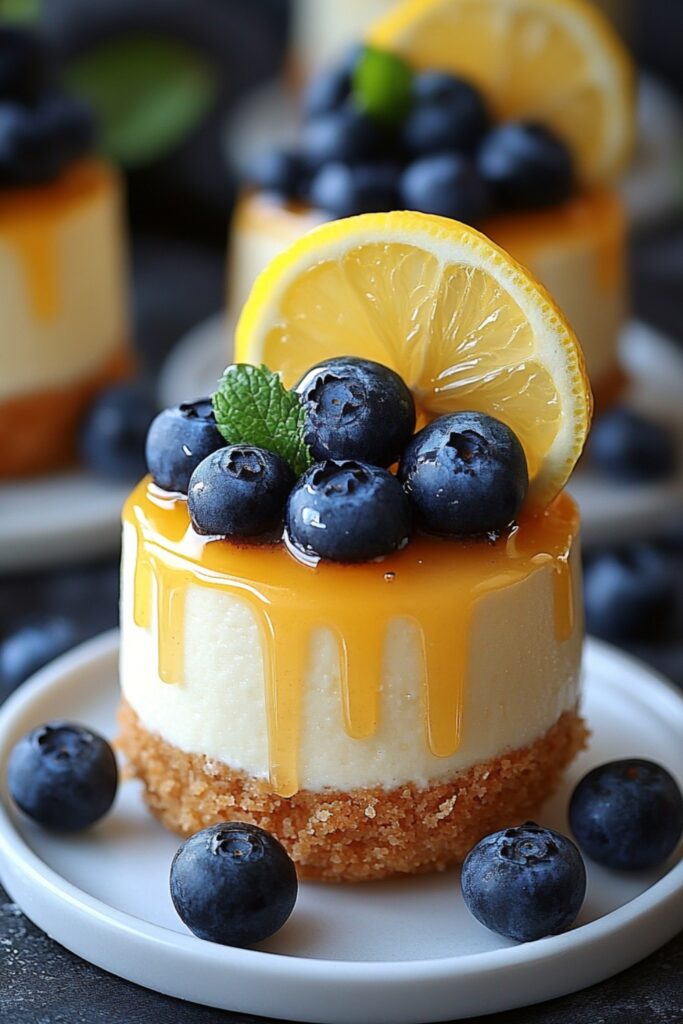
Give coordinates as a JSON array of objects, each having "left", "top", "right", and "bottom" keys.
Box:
[
  {"left": 0, "top": 160, "right": 128, "bottom": 403},
  {"left": 228, "top": 189, "right": 625, "bottom": 399},
  {"left": 119, "top": 480, "right": 582, "bottom": 796}
]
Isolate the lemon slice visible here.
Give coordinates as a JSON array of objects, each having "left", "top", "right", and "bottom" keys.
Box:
[
  {"left": 235, "top": 211, "right": 592, "bottom": 509},
  {"left": 368, "top": 0, "right": 634, "bottom": 185}
]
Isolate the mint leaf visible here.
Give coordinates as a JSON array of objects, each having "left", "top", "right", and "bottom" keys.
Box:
[
  {"left": 352, "top": 45, "right": 413, "bottom": 125},
  {"left": 65, "top": 34, "right": 217, "bottom": 167},
  {"left": 212, "top": 365, "right": 313, "bottom": 478}
]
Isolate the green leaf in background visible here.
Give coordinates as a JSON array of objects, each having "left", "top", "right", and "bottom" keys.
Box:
[
  {"left": 212, "top": 364, "right": 313, "bottom": 478},
  {"left": 352, "top": 45, "right": 413, "bottom": 126},
  {"left": 0, "top": 0, "right": 41, "bottom": 23},
  {"left": 64, "top": 33, "right": 218, "bottom": 167}
]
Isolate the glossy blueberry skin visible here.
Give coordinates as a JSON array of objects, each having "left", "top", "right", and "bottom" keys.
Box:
[
  {"left": 400, "top": 153, "right": 491, "bottom": 223},
  {"left": 295, "top": 356, "right": 416, "bottom": 466},
  {"left": 286, "top": 460, "right": 412, "bottom": 563},
  {"left": 399, "top": 412, "right": 528, "bottom": 537},
  {"left": 308, "top": 160, "right": 400, "bottom": 218},
  {"left": 583, "top": 545, "right": 676, "bottom": 642},
  {"left": 0, "top": 27, "right": 51, "bottom": 104},
  {"left": 403, "top": 72, "right": 488, "bottom": 156},
  {"left": 302, "top": 103, "right": 391, "bottom": 171},
  {"left": 246, "top": 148, "right": 307, "bottom": 201},
  {"left": 170, "top": 822, "right": 298, "bottom": 946},
  {"left": 188, "top": 445, "right": 295, "bottom": 539},
  {"left": 587, "top": 408, "right": 677, "bottom": 483},
  {"left": 0, "top": 616, "right": 79, "bottom": 697},
  {"left": 570, "top": 760, "right": 683, "bottom": 870},
  {"left": 7, "top": 722, "right": 118, "bottom": 831},
  {"left": 80, "top": 381, "right": 157, "bottom": 482},
  {"left": 303, "top": 62, "right": 353, "bottom": 119},
  {"left": 145, "top": 399, "right": 224, "bottom": 494},
  {"left": 461, "top": 823, "right": 586, "bottom": 942},
  {"left": 478, "top": 121, "right": 574, "bottom": 210}
]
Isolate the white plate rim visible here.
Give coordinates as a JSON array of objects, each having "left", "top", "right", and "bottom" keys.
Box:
[{"left": 0, "top": 631, "right": 681, "bottom": 1020}]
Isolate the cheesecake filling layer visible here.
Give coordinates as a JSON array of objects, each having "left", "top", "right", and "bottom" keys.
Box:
[
  {"left": 0, "top": 160, "right": 128, "bottom": 401},
  {"left": 120, "top": 479, "right": 582, "bottom": 796}
]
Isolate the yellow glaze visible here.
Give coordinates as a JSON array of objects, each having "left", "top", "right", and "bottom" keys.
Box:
[
  {"left": 0, "top": 160, "right": 113, "bottom": 321},
  {"left": 124, "top": 477, "right": 578, "bottom": 798}
]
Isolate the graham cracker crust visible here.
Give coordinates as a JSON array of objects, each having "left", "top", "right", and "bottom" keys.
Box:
[
  {"left": 118, "top": 702, "right": 588, "bottom": 882},
  {"left": 0, "top": 346, "right": 132, "bottom": 478}
]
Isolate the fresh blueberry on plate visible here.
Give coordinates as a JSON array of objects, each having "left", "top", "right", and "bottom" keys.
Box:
[
  {"left": 295, "top": 356, "right": 415, "bottom": 466},
  {"left": 461, "top": 822, "right": 586, "bottom": 942},
  {"left": 0, "top": 615, "right": 79, "bottom": 696},
  {"left": 287, "top": 460, "right": 412, "bottom": 563},
  {"left": 7, "top": 722, "right": 118, "bottom": 831},
  {"left": 399, "top": 411, "right": 528, "bottom": 537},
  {"left": 170, "top": 821, "right": 298, "bottom": 946},
  {"left": 478, "top": 121, "right": 574, "bottom": 209},
  {"left": 302, "top": 103, "right": 390, "bottom": 170},
  {"left": 0, "top": 102, "right": 60, "bottom": 185},
  {"left": 80, "top": 381, "right": 158, "bottom": 482},
  {"left": 403, "top": 71, "right": 488, "bottom": 155},
  {"left": 587, "top": 408, "right": 677, "bottom": 484},
  {"left": 146, "top": 398, "right": 225, "bottom": 494},
  {"left": 188, "top": 445, "right": 295, "bottom": 538},
  {"left": 246, "top": 148, "right": 308, "bottom": 201},
  {"left": 570, "top": 759, "right": 683, "bottom": 870},
  {"left": 582, "top": 544, "right": 677, "bottom": 642},
  {"left": 308, "top": 160, "right": 400, "bottom": 217},
  {"left": 303, "top": 59, "right": 355, "bottom": 119},
  {"left": 400, "top": 153, "right": 491, "bottom": 223}
]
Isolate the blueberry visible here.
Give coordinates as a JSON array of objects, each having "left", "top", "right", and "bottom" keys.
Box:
[
  {"left": 308, "top": 160, "right": 400, "bottom": 217},
  {"left": 7, "top": 722, "right": 118, "bottom": 831},
  {"left": 478, "top": 121, "right": 574, "bottom": 209},
  {"left": 399, "top": 412, "right": 528, "bottom": 537},
  {"left": 583, "top": 545, "right": 677, "bottom": 642},
  {"left": 303, "top": 60, "right": 354, "bottom": 119},
  {"left": 0, "top": 616, "right": 79, "bottom": 697},
  {"left": 295, "top": 356, "right": 415, "bottom": 466},
  {"left": 246, "top": 148, "right": 307, "bottom": 201},
  {"left": 188, "top": 446, "right": 294, "bottom": 539},
  {"left": 570, "top": 760, "right": 683, "bottom": 870},
  {"left": 286, "top": 460, "right": 412, "bottom": 563},
  {"left": 80, "top": 381, "right": 157, "bottom": 482},
  {"left": 302, "top": 103, "right": 391, "bottom": 171},
  {"left": 0, "top": 94, "right": 95, "bottom": 187},
  {"left": 34, "top": 93, "right": 97, "bottom": 164},
  {"left": 403, "top": 72, "right": 488, "bottom": 156},
  {"left": 170, "top": 822, "right": 297, "bottom": 946},
  {"left": 0, "top": 27, "right": 52, "bottom": 104},
  {"left": 587, "top": 408, "right": 677, "bottom": 484},
  {"left": 461, "top": 823, "right": 586, "bottom": 942},
  {"left": 145, "top": 399, "right": 224, "bottom": 495},
  {"left": 400, "top": 153, "right": 491, "bottom": 223}
]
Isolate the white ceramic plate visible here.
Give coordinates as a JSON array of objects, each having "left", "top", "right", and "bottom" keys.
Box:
[
  {"left": 0, "top": 632, "right": 681, "bottom": 1023},
  {"left": 0, "top": 473, "right": 130, "bottom": 573},
  {"left": 160, "top": 316, "right": 683, "bottom": 549}
]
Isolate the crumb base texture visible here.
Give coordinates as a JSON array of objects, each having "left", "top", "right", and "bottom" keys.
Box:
[{"left": 118, "top": 702, "right": 588, "bottom": 882}]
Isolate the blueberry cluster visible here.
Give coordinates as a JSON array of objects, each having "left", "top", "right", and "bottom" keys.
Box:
[
  {"left": 0, "top": 26, "right": 96, "bottom": 186},
  {"left": 145, "top": 356, "right": 530, "bottom": 562},
  {"left": 247, "top": 48, "right": 574, "bottom": 224}
]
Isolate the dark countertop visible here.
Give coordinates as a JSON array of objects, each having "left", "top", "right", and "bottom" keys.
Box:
[{"left": 1, "top": 212, "right": 683, "bottom": 1024}]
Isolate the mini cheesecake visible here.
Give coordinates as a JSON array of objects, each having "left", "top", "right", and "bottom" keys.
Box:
[
  {"left": 119, "top": 479, "right": 586, "bottom": 881},
  {"left": 0, "top": 159, "right": 130, "bottom": 477},
  {"left": 228, "top": 187, "right": 626, "bottom": 409}
]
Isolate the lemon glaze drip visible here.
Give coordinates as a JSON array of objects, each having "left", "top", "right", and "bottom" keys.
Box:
[
  {"left": 124, "top": 477, "right": 579, "bottom": 798},
  {"left": 0, "top": 160, "right": 112, "bottom": 321}
]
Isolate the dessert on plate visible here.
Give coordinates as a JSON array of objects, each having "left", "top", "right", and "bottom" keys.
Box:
[
  {"left": 0, "top": 27, "right": 130, "bottom": 478},
  {"left": 119, "top": 210, "right": 591, "bottom": 881},
  {"left": 229, "top": 0, "right": 634, "bottom": 408}
]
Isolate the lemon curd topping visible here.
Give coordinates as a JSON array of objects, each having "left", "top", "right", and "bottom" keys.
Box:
[
  {"left": 124, "top": 476, "right": 578, "bottom": 798},
  {"left": 0, "top": 160, "right": 113, "bottom": 321}
]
